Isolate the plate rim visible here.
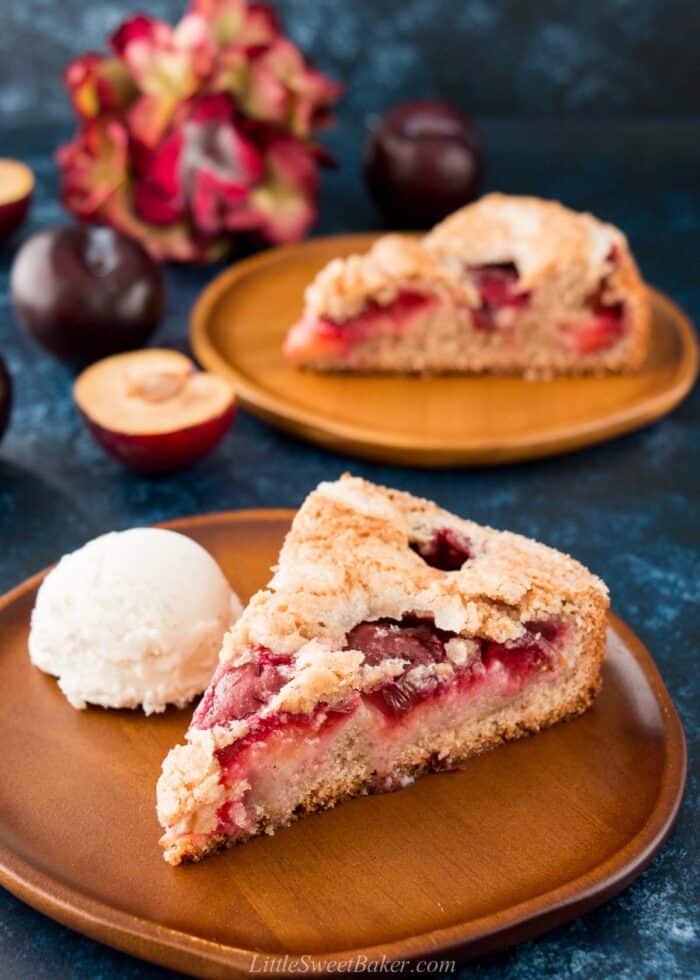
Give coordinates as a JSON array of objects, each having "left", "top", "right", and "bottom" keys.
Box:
[
  {"left": 190, "top": 233, "right": 699, "bottom": 467},
  {"left": 0, "top": 509, "right": 688, "bottom": 977}
]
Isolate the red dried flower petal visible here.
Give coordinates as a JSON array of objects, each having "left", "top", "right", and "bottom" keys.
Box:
[
  {"left": 110, "top": 14, "right": 160, "bottom": 56},
  {"left": 243, "top": 38, "right": 342, "bottom": 137},
  {"left": 189, "top": 0, "right": 278, "bottom": 47},
  {"left": 64, "top": 53, "right": 136, "bottom": 118},
  {"left": 132, "top": 130, "right": 186, "bottom": 225},
  {"left": 56, "top": 119, "right": 129, "bottom": 218},
  {"left": 250, "top": 133, "right": 318, "bottom": 242}
]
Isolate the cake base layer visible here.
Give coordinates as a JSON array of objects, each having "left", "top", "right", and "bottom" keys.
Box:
[{"left": 287, "top": 301, "right": 646, "bottom": 378}]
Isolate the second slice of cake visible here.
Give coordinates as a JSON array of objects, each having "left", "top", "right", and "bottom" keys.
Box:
[
  {"left": 157, "top": 475, "right": 609, "bottom": 864},
  {"left": 283, "top": 194, "right": 650, "bottom": 376}
]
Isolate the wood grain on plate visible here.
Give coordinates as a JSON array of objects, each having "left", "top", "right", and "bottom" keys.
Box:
[
  {"left": 0, "top": 512, "right": 686, "bottom": 978},
  {"left": 190, "top": 234, "right": 699, "bottom": 467}
]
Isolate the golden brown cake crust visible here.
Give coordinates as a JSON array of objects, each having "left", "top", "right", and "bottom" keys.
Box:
[
  {"left": 303, "top": 234, "right": 478, "bottom": 321},
  {"left": 427, "top": 194, "right": 623, "bottom": 292},
  {"left": 225, "top": 474, "right": 608, "bottom": 674}
]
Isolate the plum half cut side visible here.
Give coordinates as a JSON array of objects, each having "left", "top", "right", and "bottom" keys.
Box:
[
  {"left": 74, "top": 348, "right": 236, "bottom": 473},
  {"left": 0, "top": 159, "right": 33, "bottom": 244}
]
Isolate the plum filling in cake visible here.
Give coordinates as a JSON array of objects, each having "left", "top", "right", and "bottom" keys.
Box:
[
  {"left": 200, "top": 617, "right": 562, "bottom": 743},
  {"left": 318, "top": 289, "right": 436, "bottom": 345},
  {"left": 346, "top": 616, "right": 559, "bottom": 718},
  {"left": 410, "top": 527, "right": 472, "bottom": 570},
  {"left": 193, "top": 649, "right": 293, "bottom": 729},
  {"left": 466, "top": 263, "right": 530, "bottom": 331},
  {"left": 562, "top": 248, "right": 627, "bottom": 354},
  {"left": 566, "top": 298, "right": 626, "bottom": 354},
  {"left": 191, "top": 614, "right": 563, "bottom": 842},
  {"left": 212, "top": 703, "right": 355, "bottom": 833},
  {"left": 346, "top": 618, "right": 450, "bottom": 716},
  {"left": 462, "top": 259, "right": 627, "bottom": 352},
  {"left": 215, "top": 703, "right": 352, "bottom": 775},
  {"left": 284, "top": 289, "right": 439, "bottom": 362}
]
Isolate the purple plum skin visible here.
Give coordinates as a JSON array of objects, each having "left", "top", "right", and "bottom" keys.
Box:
[
  {"left": 364, "top": 100, "right": 483, "bottom": 228},
  {"left": 11, "top": 224, "right": 165, "bottom": 364},
  {"left": 0, "top": 193, "right": 31, "bottom": 245}
]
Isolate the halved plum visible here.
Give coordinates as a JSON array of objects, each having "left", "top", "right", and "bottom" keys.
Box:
[
  {"left": 74, "top": 349, "right": 235, "bottom": 473},
  {"left": 0, "top": 159, "right": 33, "bottom": 244}
]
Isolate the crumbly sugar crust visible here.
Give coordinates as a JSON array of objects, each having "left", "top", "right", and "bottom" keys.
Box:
[
  {"left": 303, "top": 235, "right": 478, "bottom": 322},
  {"left": 158, "top": 475, "right": 609, "bottom": 863},
  {"left": 284, "top": 193, "right": 651, "bottom": 375},
  {"left": 426, "top": 193, "right": 623, "bottom": 295}
]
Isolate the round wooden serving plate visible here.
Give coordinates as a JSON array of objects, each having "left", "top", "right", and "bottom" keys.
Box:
[
  {"left": 191, "top": 234, "right": 698, "bottom": 467},
  {"left": 0, "top": 512, "right": 686, "bottom": 978}
]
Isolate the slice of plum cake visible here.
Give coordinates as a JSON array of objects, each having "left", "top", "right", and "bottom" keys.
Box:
[
  {"left": 282, "top": 234, "right": 475, "bottom": 372},
  {"left": 157, "top": 475, "right": 608, "bottom": 864},
  {"left": 283, "top": 193, "right": 650, "bottom": 376}
]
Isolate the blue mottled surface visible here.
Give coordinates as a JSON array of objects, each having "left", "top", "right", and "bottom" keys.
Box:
[
  {"left": 0, "top": 119, "right": 699, "bottom": 978},
  {"left": 0, "top": 0, "right": 699, "bottom": 119}
]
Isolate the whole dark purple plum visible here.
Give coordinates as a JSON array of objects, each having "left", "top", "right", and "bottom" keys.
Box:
[
  {"left": 364, "top": 100, "right": 483, "bottom": 228},
  {"left": 11, "top": 225, "right": 164, "bottom": 363}
]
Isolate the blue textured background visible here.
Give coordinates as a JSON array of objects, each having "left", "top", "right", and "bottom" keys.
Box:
[
  {"left": 0, "top": 0, "right": 698, "bottom": 121},
  {"left": 0, "top": 0, "right": 699, "bottom": 977}
]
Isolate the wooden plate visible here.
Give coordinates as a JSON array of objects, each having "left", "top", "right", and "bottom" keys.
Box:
[
  {"left": 0, "top": 512, "right": 686, "bottom": 977},
  {"left": 191, "top": 234, "right": 699, "bottom": 466}
]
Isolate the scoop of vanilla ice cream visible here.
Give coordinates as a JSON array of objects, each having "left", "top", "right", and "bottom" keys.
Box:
[{"left": 29, "top": 527, "right": 242, "bottom": 714}]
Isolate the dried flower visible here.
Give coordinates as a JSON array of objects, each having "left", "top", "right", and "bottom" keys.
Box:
[{"left": 58, "top": 1, "right": 342, "bottom": 261}]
